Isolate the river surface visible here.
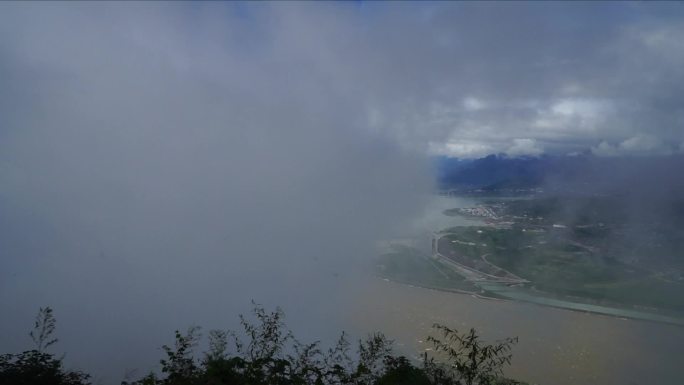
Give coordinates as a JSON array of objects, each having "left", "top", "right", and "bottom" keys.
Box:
[{"left": 348, "top": 195, "right": 684, "bottom": 385}]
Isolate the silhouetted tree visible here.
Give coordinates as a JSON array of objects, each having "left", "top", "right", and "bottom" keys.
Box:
[
  {"left": 426, "top": 325, "right": 518, "bottom": 385},
  {"left": 1, "top": 305, "right": 523, "bottom": 385},
  {"left": 0, "top": 307, "right": 90, "bottom": 385},
  {"left": 123, "top": 303, "right": 522, "bottom": 385}
]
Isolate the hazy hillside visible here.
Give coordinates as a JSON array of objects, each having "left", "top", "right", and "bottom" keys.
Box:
[{"left": 436, "top": 154, "right": 684, "bottom": 193}]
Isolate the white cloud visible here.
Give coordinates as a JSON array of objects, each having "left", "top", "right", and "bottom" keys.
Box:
[
  {"left": 620, "top": 135, "right": 671, "bottom": 155},
  {"left": 506, "top": 138, "right": 544, "bottom": 157},
  {"left": 429, "top": 140, "right": 495, "bottom": 158},
  {"left": 533, "top": 98, "right": 614, "bottom": 132},
  {"left": 462, "top": 96, "right": 487, "bottom": 111},
  {"left": 551, "top": 98, "right": 608, "bottom": 119},
  {"left": 592, "top": 141, "right": 620, "bottom": 157},
  {"left": 592, "top": 135, "right": 674, "bottom": 156}
]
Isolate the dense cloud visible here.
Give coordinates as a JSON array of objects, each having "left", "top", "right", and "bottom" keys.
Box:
[
  {"left": 0, "top": 3, "right": 432, "bottom": 382},
  {"left": 355, "top": 2, "right": 684, "bottom": 157}
]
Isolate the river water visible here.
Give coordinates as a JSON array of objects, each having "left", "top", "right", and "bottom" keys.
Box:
[{"left": 348, "top": 195, "right": 684, "bottom": 385}]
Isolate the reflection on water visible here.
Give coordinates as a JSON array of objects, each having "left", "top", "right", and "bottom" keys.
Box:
[{"left": 354, "top": 195, "right": 684, "bottom": 385}]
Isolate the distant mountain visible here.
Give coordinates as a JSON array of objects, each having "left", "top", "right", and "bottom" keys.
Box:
[
  {"left": 436, "top": 154, "right": 586, "bottom": 190},
  {"left": 436, "top": 153, "right": 684, "bottom": 192}
]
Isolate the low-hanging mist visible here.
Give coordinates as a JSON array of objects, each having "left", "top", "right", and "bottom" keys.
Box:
[{"left": 0, "top": 3, "right": 431, "bottom": 382}]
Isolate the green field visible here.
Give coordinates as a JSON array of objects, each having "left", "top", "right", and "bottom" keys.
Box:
[
  {"left": 376, "top": 245, "right": 479, "bottom": 293},
  {"left": 442, "top": 226, "right": 684, "bottom": 314}
]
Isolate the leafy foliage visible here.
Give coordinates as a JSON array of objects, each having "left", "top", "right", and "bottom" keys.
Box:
[
  {"left": 124, "top": 303, "right": 521, "bottom": 385},
  {"left": 160, "top": 326, "right": 202, "bottom": 384},
  {"left": 0, "top": 307, "right": 90, "bottom": 385},
  {"left": 30, "top": 307, "right": 58, "bottom": 353},
  {"left": 427, "top": 325, "right": 518, "bottom": 385},
  {"left": 1, "top": 305, "right": 522, "bottom": 385}
]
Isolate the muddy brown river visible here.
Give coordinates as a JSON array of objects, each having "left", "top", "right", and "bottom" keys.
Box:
[{"left": 349, "top": 277, "right": 683, "bottom": 385}]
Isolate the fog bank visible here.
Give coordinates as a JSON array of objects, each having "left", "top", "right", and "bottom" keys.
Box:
[{"left": 0, "top": 3, "right": 430, "bottom": 382}]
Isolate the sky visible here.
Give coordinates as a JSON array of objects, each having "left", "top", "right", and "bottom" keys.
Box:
[
  {"left": 0, "top": 1, "right": 683, "bottom": 383},
  {"left": 2, "top": 3, "right": 684, "bottom": 159}
]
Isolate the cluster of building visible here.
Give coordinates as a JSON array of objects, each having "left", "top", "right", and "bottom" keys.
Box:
[{"left": 456, "top": 205, "right": 499, "bottom": 220}]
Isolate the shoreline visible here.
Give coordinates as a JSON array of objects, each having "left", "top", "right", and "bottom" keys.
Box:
[{"left": 376, "top": 274, "right": 684, "bottom": 327}]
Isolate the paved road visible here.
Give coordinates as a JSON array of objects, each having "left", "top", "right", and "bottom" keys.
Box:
[{"left": 431, "top": 232, "right": 527, "bottom": 284}]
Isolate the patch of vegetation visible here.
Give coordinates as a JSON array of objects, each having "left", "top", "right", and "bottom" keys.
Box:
[
  {"left": 376, "top": 246, "right": 479, "bottom": 292},
  {"left": 488, "top": 196, "right": 684, "bottom": 269},
  {"left": 0, "top": 307, "right": 90, "bottom": 385},
  {"left": 442, "top": 226, "right": 684, "bottom": 313},
  {"left": 443, "top": 208, "right": 459, "bottom": 217},
  {"left": 1, "top": 306, "right": 525, "bottom": 385}
]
